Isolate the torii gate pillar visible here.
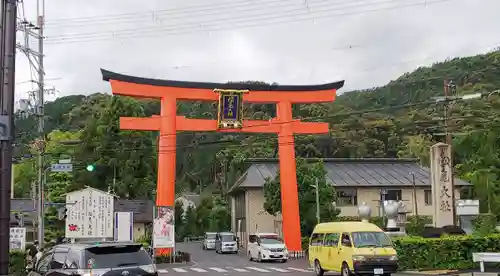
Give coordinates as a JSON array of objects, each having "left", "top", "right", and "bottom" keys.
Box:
[{"left": 102, "top": 69, "right": 344, "bottom": 252}]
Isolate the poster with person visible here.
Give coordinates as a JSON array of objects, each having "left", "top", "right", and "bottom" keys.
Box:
[{"left": 153, "top": 206, "right": 175, "bottom": 248}]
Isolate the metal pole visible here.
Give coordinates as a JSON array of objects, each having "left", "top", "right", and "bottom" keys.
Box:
[
  {"left": 315, "top": 178, "right": 320, "bottom": 224},
  {"left": 0, "top": 0, "right": 17, "bottom": 274},
  {"left": 411, "top": 173, "right": 419, "bottom": 217},
  {"left": 36, "top": 0, "right": 45, "bottom": 247}
]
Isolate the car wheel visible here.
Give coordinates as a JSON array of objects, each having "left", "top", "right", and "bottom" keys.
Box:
[
  {"left": 341, "top": 262, "right": 351, "bottom": 276},
  {"left": 314, "top": 259, "right": 324, "bottom": 276},
  {"left": 248, "top": 251, "right": 253, "bottom": 261}
]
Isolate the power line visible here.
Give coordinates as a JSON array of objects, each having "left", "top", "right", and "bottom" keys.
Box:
[
  {"left": 44, "top": 0, "right": 299, "bottom": 25},
  {"left": 12, "top": 67, "right": 500, "bottom": 144},
  {"left": 21, "top": 95, "right": 497, "bottom": 156},
  {"left": 45, "top": 0, "right": 452, "bottom": 44}
]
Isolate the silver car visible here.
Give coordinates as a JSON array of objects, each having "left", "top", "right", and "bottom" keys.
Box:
[
  {"left": 202, "top": 232, "right": 217, "bottom": 250},
  {"left": 215, "top": 232, "right": 238, "bottom": 254}
]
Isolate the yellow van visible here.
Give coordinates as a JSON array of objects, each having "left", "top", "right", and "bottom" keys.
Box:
[{"left": 308, "top": 221, "right": 398, "bottom": 276}]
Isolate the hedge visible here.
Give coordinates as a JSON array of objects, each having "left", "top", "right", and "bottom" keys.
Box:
[
  {"left": 394, "top": 234, "right": 500, "bottom": 270},
  {"left": 10, "top": 251, "right": 26, "bottom": 276}
]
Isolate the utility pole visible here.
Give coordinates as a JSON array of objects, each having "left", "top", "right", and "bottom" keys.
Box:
[
  {"left": 36, "top": 0, "right": 45, "bottom": 247},
  {"left": 313, "top": 178, "right": 320, "bottom": 224},
  {"left": 0, "top": 0, "right": 18, "bottom": 274},
  {"left": 410, "top": 172, "right": 418, "bottom": 217},
  {"left": 16, "top": 0, "right": 47, "bottom": 247}
]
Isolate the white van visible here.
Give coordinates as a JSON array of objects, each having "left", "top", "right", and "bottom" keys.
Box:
[{"left": 247, "top": 233, "right": 288, "bottom": 263}]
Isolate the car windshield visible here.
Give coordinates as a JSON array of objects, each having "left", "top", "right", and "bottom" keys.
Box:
[
  {"left": 206, "top": 234, "right": 216, "bottom": 239},
  {"left": 221, "top": 235, "right": 236, "bottom": 242},
  {"left": 84, "top": 245, "right": 152, "bottom": 269},
  {"left": 260, "top": 238, "right": 282, "bottom": 244},
  {"left": 352, "top": 232, "right": 393, "bottom": 248}
]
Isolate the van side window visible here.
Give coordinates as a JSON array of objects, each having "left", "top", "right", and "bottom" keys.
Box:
[
  {"left": 310, "top": 233, "right": 324, "bottom": 246},
  {"left": 324, "top": 233, "right": 339, "bottom": 247},
  {"left": 341, "top": 233, "right": 352, "bottom": 247}
]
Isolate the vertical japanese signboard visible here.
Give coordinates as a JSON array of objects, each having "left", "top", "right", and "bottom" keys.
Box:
[
  {"left": 65, "top": 187, "right": 114, "bottom": 239},
  {"left": 430, "top": 143, "right": 454, "bottom": 227},
  {"left": 9, "top": 227, "right": 26, "bottom": 251}
]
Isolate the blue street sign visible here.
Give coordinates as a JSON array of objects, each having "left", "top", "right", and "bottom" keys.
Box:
[{"left": 50, "top": 163, "right": 73, "bottom": 173}]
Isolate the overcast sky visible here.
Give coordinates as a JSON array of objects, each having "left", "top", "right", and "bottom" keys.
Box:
[{"left": 13, "top": 0, "right": 500, "bottom": 104}]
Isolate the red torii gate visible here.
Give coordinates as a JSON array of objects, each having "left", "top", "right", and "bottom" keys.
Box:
[{"left": 101, "top": 69, "right": 344, "bottom": 251}]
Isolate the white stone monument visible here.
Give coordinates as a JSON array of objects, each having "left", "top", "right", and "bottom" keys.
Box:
[
  {"left": 358, "top": 202, "right": 371, "bottom": 222},
  {"left": 430, "top": 143, "right": 454, "bottom": 227}
]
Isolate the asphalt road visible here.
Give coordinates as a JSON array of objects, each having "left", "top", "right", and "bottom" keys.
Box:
[
  {"left": 156, "top": 242, "right": 418, "bottom": 276},
  {"left": 156, "top": 242, "right": 311, "bottom": 275}
]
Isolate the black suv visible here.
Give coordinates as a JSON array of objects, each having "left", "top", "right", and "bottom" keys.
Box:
[{"left": 28, "top": 242, "right": 158, "bottom": 276}]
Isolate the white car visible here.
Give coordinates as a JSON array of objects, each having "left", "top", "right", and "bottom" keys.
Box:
[
  {"left": 202, "top": 232, "right": 217, "bottom": 250},
  {"left": 247, "top": 233, "right": 288, "bottom": 263}
]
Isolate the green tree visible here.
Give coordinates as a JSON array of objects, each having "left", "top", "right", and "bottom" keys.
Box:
[
  {"left": 263, "top": 158, "right": 340, "bottom": 236},
  {"left": 174, "top": 201, "right": 185, "bottom": 240},
  {"left": 183, "top": 205, "right": 197, "bottom": 237},
  {"left": 195, "top": 197, "right": 214, "bottom": 235},
  {"left": 209, "top": 197, "right": 231, "bottom": 232}
]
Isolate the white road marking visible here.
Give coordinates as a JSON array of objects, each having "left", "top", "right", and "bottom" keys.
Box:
[
  {"left": 246, "top": 267, "right": 271, "bottom": 272},
  {"left": 231, "top": 268, "right": 249, "bottom": 272},
  {"left": 165, "top": 266, "right": 311, "bottom": 273},
  {"left": 268, "top": 267, "right": 290, "bottom": 272},
  {"left": 191, "top": 268, "right": 208, "bottom": 272},
  {"left": 287, "top": 267, "right": 311, "bottom": 272},
  {"left": 209, "top": 267, "right": 228, "bottom": 272}
]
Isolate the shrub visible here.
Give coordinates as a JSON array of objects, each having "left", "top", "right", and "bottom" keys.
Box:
[
  {"left": 394, "top": 234, "right": 500, "bottom": 270},
  {"left": 10, "top": 251, "right": 26, "bottom": 276},
  {"left": 472, "top": 213, "right": 498, "bottom": 236},
  {"left": 155, "top": 251, "right": 191, "bottom": 263},
  {"left": 405, "top": 216, "right": 432, "bottom": 236}
]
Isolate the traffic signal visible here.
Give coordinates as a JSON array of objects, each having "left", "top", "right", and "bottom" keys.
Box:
[{"left": 86, "top": 164, "right": 96, "bottom": 172}]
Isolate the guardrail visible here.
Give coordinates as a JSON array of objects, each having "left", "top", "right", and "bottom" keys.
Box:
[
  {"left": 289, "top": 250, "right": 307, "bottom": 259},
  {"left": 473, "top": 252, "right": 500, "bottom": 272}
]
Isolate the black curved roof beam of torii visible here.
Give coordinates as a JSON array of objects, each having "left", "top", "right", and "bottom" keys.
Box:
[{"left": 101, "top": 69, "right": 345, "bottom": 92}]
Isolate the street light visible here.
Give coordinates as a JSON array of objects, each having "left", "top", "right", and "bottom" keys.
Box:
[{"left": 310, "top": 179, "right": 320, "bottom": 224}]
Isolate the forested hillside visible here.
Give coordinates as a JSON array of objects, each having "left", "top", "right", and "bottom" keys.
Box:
[{"left": 13, "top": 50, "right": 500, "bottom": 215}]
